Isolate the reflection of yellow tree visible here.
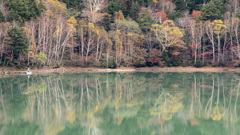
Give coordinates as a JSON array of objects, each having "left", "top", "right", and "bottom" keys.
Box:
[
  {"left": 66, "top": 105, "right": 76, "bottom": 123},
  {"left": 22, "top": 82, "right": 47, "bottom": 95},
  {"left": 186, "top": 74, "right": 240, "bottom": 133},
  {"left": 210, "top": 77, "right": 224, "bottom": 121},
  {"left": 204, "top": 77, "right": 225, "bottom": 121},
  {"left": 150, "top": 91, "right": 183, "bottom": 120}
]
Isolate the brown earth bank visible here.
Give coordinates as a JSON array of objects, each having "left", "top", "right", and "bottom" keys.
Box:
[{"left": 1, "top": 66, "right": 240, "bottom": 75}]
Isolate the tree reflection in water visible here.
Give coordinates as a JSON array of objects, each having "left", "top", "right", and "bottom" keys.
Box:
[{"left": 0, "top": 73, "right": 239, "bottom": 135}]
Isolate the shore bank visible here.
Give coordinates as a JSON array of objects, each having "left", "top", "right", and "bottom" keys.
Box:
[{"left": 1, "top": 66, "right": 240, "bottom": 75}]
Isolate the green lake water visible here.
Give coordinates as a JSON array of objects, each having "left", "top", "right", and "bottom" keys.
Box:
[{"left": 0, "top": 72, "right": 239, "bottom": 135}]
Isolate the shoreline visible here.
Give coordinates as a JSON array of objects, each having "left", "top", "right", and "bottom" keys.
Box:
[{"left": 1, "top": 66, "right": 240, "bottom": 75}]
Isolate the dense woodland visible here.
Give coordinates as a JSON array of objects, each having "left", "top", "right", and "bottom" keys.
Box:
[{"left": 0, "top": 0, "right": 240, "bottom": 68}]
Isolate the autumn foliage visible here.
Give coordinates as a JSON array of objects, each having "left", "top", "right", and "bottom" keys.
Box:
[
  {"left": 156, "top": 12, "right": 168, "bottom": 22},
  {"left": 191, "top": 10, "right": 201, "bottom": 19},
  {"left": 0, "top": 0, "right": 238, "bottom": 68}
]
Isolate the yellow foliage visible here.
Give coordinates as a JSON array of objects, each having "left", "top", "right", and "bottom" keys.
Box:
[
  {"left": 67, "top": 16, "right": 77, "bottom": 32},
  {"left": 88, "top": 22, "right": 95, "bottom": 29},
  {"left": 115, "top": 116, "right": 123, "bottom": 125},
  {"left": 171, "top": 84, "right": 179, "bottom": 88},
  {"left": 54, "top": 105, "right": 60, "bottom": 117},
  {"left": 114, "top": 30, "right": 123, "bottom": 58},
  {"left": 46, "top": 0, "right": 67, "bottom": 16},
  {"left": 54, "top": 28, "right": 61, "bottom": 38},
  {"left": 96, "top": 29, "right": 100, "bottom": 35},
  {"left": 67, "top": 16, "right": 77, "bottom": 25},
  {"left": 21, "top": 27, "right": 37, "bottom": 57},
  {"left": 127, "top": 32, "right": 145, "bottom": 46},
  {"left": 66, "top": 110, "right": 76, "bottom": 123},
  {"left": 79, "top": 20, "right": 87, "bottom": 26},
  {"left": 87, "top": 105, "right": 99, "bottom": 118},
  {"left": 114, "top": 83, "right": 123, "bottom": 110},
  {"left": 210, "top": 106, "right": 224, "bottom": 121},
  {"left": 22, "top": 95, "right": 36, "bottom": 120},
  {"left": 212, "top": 20, "right": 226, "bottom": 35},
  {"left": 88, "top": 12, "right": 105, "bottom": 23},
  {"left": 149, "top": 92, "right": 183, "bottom": 121},
  {"left": 114, "top": 11, "right": 125, "bottom": 21},
  {"left": 153, "top": 0, "right": 158, "bottom": 5},
  {"left": 126, "top": 100, "right": 144, "bottom": 107},
  {"left": 22, "top": 82, "right": 47, "bottom": 95},
  {"left": 151, "top": 20, "right": 184, "bottom": 50},
  {"left": 172, "top": 51, "right": 180, "bottom": 56}
]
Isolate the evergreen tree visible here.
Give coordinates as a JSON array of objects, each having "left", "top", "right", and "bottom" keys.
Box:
[
  {"left": 144, "top": 0, "right": 153, "bottom": 6},
  {"left": 60, "top": 0, "right": 83, "bottom": 10},
  {"left": 172, "top": 0, "right": 211, "bottom": 11},
  {"left": 8, "top": 26, "right": 29, "bottom": 59},
  {"left": 236, "top": 8, "right": 240, "bottom": 19},
  {"left": 7, "top": 0, "right": 44, "bottom": 23},
  {"left": 103, "top": 15, "right": 112, "bottom": 32},
  {"left": 0, "top": 10, "right": 5, "bottom": 23},
  {"left": 28, "top": 0, "right": 41, "bottom": 18},
  {"left": 137, "top": 8, "right": 154, "bottom": 33},
  {"left": 129, "top": 2, "right": 139, "bottom": 20},
  {"left": 107, "top": 1, "right": 127, "bottom": 17},
  {"left": 172, "top": 0, "right": 185, "bottom": 11},
  {"left": 8, "top": 0, "right": 30, "bottom": 23},
  {"left": 197, "top": 0, "right": 226, "bottom": 21}
]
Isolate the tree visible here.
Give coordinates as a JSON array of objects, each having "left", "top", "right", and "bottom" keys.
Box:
[
  {"left": 111, "top": 20, "right": 142, "bottom": 34},
  {"left": 191, "top": 10, "right": 201, "bottom": 19},
  {"left": 156, "top": 12, "right": 168, "bottom": 23},
  {"left": 106, "top": 1, "right": 127, "bottom": 17},
  {"left": 189, "top": 20, "right": 204, "bottom": 65},
  {"left": 0, "top": 10, "right": 5, "bottom": 23},
  {"left": 8, "top": 26, "right": 29, "bottom": 64},
  {"left": 60, "top": 0, "right": 83, "bottom": 10},
  {"left": 198, "top": 0, "right": 226, "bottom": 21},
  {"left": 205, "top": 21, "right": 216, "bottom": 64},
  {"left": 34, "top": 52, "right": 47, "bottom": 67},
  {"left": 114, "top": 10, "right": 125, "bottom": 21},
  {"left": 151, "top": 20, "right": 185, "bottom": 52},
  {"left": 7, "top": 0, "right": 44, "bottom": 23},
  {"left": 82, "top": 0, "right": 107, "bottom": 23},
  {"left": 172, "top": 0, "right": 185, "bottom": 11},
  {"left": 137, "top": 8, "right": 154, "bottom": 33},
  {"left": 113, "top": 29, "right": 123, "bottom": 66},
  {"left": 129, "top": 2, "right": 139, "bottom": 20},
  {"left": 46, "top": 0, "right": 67, "bottom": 16},
  {"left": 0, "top": 22, "right": 10, "bottom": 65},
  {"left": 102, "top": 14, "right": 112, "bottom": 31},
  {"left": 8, "top": 0, "right": 30, "bottom": 23},
  {"left": 236, "top": 7, "right": 240, "bottom": 18},
  {"left": 67, "top": 16, "right": 77, "bottom": 60},
  {"left": 212, "top": 20, "right": 226, "bottom": 64}
]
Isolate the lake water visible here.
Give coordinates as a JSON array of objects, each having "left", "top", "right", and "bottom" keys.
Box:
[{"left": 0, "top": 72, "right": 239, "bottom": 135}]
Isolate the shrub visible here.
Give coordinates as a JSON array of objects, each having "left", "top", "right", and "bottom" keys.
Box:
[
  {"left": 195, "top": 60, "right": 204, "bottom": 67},
  {"left": 181, "top": 61, "right": 187, "bottom": 67},
  {"left": 172, "top": 61, "right": 180, "bottom": 66},
  {"left": 146, "top": 49, "right": 163, "bottom": 66},
  {"left": 133, "top": 57, "right": 146, "bottom": 67},
  {"left": 34, "top": 52, "right": 47, "bottom": 67},
  {"left": 100, "top": 57, "right": 117, "bottom": 68}
]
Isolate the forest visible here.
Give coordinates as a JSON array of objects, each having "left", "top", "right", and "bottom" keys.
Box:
[{"left": 0, "top": 0, "right": 240, "bottom": 68}]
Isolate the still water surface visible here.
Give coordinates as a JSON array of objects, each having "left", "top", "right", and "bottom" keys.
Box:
[{"left": 0, "top": 72, "right": 239, "bottom": 135}]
